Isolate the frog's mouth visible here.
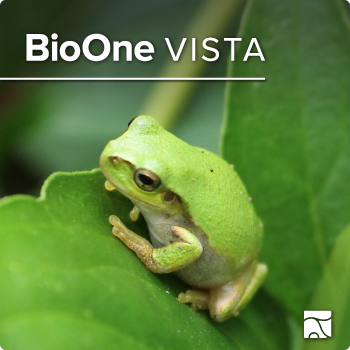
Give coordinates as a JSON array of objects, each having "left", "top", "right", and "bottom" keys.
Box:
[{"left": 105, "top": 176, "right": 159, "bottom": 208}]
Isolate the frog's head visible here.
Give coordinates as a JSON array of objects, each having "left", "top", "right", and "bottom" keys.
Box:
[{"left": 99, "top": 115, "right": 178, "bottom": 210}]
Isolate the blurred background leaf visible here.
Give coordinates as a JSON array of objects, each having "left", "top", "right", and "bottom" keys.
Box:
[
  {"left": 0, "top": 0, "right": 245, "bottom": 196},
  {"left": 0, "top": 170, "right": 290, "bottom": 350},
  {"left": 303, "top": 223, "right": 350, "bottom": 350},
  {"left": 222, "top": 0, "right": 350, "bottom": 320}
]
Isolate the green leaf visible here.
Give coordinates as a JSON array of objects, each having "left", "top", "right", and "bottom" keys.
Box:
[
  {"left": 0, "top": 170, "right": 289, "bottom": 350},
  {"left": 303, "top": 224, "right": 350, "bottom": 350},
  {"left": 222, "top": 0, "right": 350, "bottom": 317}
]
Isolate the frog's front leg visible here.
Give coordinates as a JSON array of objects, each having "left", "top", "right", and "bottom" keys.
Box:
[{"left": 109, "top": 215, "right": 203, "bottom": 273}]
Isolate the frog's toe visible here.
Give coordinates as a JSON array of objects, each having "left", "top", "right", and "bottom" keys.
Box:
[
  {"left": 112, "top": 226, "right": 122, "bottom": 238},
  {"left": 178, "top": 289, "right": 209, "bottom": 311},
  {"left": 109, "top": 214, "right": 121, "bottom": 226},
  {"left": 104, "top": 180, "right": 115, "bottom": 191},
  {"left": 190, "top": 302, "right": 208, "bottom": 311},
  {"left": 109, "top": 215, "right": 130, "bottom": 239},
  {"left": 109, "top": 215, "right": 128, "bottom": 231},
  {"left": 130, "top": 205, "right": 140, "bottom": 221}
]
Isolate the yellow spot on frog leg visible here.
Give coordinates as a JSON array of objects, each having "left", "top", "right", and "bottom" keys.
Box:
[
  {"left": 105, "top": 180, "right": 115, "bottom": 191},
  {"left": 130, "top": 205, "right": 140, "bottom": 221}
]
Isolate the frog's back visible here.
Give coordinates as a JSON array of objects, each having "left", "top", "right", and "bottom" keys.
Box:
[
  {"left": 167, "top": 144, "right": 263, "bottom": 268},
  {"left": 115, "top": 115, "right": 263, "bottom": 269}
]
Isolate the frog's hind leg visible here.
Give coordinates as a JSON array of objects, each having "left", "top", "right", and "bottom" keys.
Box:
[
  {"left": 209, "top": 263, "right": 267, "bottom": 322},
  {"left": 178, "top": 263, "right": 267, "bottom": 322}
]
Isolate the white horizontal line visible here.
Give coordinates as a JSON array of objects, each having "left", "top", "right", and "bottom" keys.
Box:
[{"left": 0, "top": 77, "right": 265, "bottom": 81}]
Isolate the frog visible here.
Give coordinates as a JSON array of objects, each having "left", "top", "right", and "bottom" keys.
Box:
[{"left": 99, "top": 115, "right": 267, "bottom": 322}]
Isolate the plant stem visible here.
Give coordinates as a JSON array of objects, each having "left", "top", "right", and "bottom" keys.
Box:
[{"left": 140, "top": 0, "right": 247, "bottom": 130}]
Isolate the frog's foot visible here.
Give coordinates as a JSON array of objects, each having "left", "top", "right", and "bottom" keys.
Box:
[
  {"left": 178, "top": 289, "right": 210, "bottom": 311},
  {"left": 109, "top": 215, "right": 153, "bottom": 260},
  {"left": 208, "top": 263, "right": 267, "bottom": 322}
]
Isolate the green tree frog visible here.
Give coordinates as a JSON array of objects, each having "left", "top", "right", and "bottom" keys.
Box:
[{"left": 99, "top": 115, "right": 267, "bottom": 322}]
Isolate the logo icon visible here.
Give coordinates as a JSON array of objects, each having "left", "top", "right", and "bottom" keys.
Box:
[{"left": 304, "top": 311, "right": 332, "bottom": 338}]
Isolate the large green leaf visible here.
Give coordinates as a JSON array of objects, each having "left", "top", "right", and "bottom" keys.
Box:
[
  {"left": 303, "top": 224, "right": 350, "bottom": 350},
  {"left": 0, "top": 170, "right": 289, "bottom": 350},
  {"left": 222, "top": 0, "right": 350, "bottom": 317}
]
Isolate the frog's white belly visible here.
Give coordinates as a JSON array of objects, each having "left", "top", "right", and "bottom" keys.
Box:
[
  {"left": 147, "top": 221, "right": 244, "bottom": 289},
  {"left": 133, "top": 201, "right": 249, "bottom": 288}
]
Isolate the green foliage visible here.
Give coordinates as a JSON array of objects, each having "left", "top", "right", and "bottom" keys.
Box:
[
  {"left": 303, "top": 223, "right": 350, "bottom": 350},
  {"left": 0, "top": 170, "right": 288, "bottom": 350},
  {"left": 222, "top": 0, "right": 350, "bottom": 319},
  {"left": 0, "top": 0, "right": 235, "bottom": 182},
  {"left": 1, "top": 0, "right": 350, "bottom": 348}
]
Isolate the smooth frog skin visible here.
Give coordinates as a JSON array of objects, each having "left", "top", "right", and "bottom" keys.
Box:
[{"left": 99, "top": 115, "right": 267, "bottom": 322}]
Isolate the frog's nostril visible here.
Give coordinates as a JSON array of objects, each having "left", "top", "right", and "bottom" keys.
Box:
[{"left": 108, "top": 156, "right": 119, "bottom": 164}]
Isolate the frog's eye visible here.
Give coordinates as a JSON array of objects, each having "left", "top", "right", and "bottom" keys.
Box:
[{"left": 134, "top": 168, "right": 161, "bottom": 192}]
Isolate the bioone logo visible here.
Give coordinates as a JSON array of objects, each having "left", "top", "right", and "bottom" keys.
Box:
[{"left": 304, "top": 311, "right": 332, "bottom": 338}]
